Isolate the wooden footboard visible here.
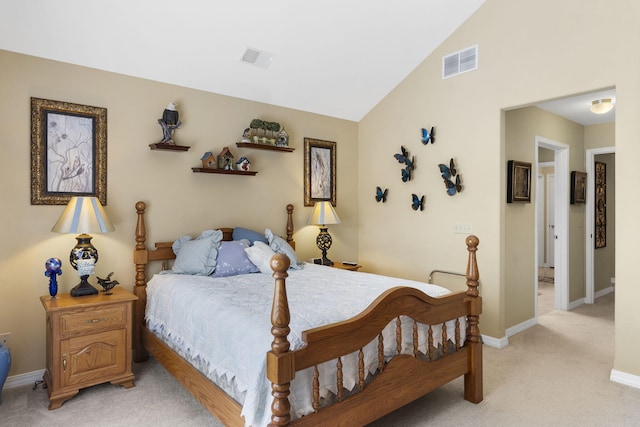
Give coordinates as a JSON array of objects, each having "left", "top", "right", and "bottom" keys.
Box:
[{"left": 267, "top": 236, "right": 482, "bottom": 426}]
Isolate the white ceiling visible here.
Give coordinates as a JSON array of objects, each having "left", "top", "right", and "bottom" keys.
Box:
[
  {"left": 534, "top": 88, "right": 616, "bottom": 126},
  {"left": 0, "top": 0, "right": 486, "bottom": 122},
  {"left": 0, "top": 1, "right": 615, "bottom": 125}
]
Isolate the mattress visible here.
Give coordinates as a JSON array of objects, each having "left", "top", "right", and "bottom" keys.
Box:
[{"left": 145, "top": 263, "right": 464, "bottom": 426}]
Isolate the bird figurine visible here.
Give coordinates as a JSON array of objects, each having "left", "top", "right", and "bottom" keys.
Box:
[
  {"left": 158, "top": 102, "right": 182, "bottom": 144},
  {"left": 97, "top": 272, "right": 119, "bottom": 295}
]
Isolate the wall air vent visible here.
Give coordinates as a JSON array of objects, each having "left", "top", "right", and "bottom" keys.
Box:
[
  {"left": 442, "top": 45, "right": 478, "bottom": 79},
  {"left": 241, "top": 47, "right": 275, "bottom": 69}
]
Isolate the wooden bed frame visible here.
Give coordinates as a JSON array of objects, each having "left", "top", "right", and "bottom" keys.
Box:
[{"left": 132, "top": 201, "right": 482, "bottom": 426}]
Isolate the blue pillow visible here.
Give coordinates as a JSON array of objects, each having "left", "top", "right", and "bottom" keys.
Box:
[
  {"left": 171, "top": 230, "right": 222, "bottom": 275},
  {"left": 211, "top": 239, "right": 259, "bottom": 277},
  {"left": 233, "top": 227, "right": 269, "bottom": 245},
  {"left": 265, "top": 229, "right": 303, "bottom": 270}
]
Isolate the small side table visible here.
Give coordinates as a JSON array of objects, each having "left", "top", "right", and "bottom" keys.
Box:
[
  {"left": 331, "top": 262, "right": 362, "bottom": 272},
  {"left": 40, "top": 287, "right": 137, "bottom": 409}
]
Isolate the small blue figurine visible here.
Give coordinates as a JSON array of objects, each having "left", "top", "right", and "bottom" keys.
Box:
[{"left": 45, "top": 258, "right": 62, "bottom": 297}]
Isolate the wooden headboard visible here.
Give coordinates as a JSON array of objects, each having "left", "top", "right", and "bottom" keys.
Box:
[{"left": 132, "top": 201, "right": 295, "bottom": 361}]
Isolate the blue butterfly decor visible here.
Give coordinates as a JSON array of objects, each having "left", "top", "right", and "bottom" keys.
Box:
[
  {"left": 375, "top": 187, "right": 388, "bottom": 203},
  {"left": 411, "top": 194, "right": 425, "bottom": 211},
  {"left": 421, "top": 127, "right": 435, "bottom": 144},
  {"left": 438, "top": 158, "right": 462, "bottom": 196},
  {"left": 394, "top": 146, "right": 414, "bottom": 182}
]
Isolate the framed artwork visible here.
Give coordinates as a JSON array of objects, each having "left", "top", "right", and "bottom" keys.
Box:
[
  {"left": 506, "top": 160, "right": 531, "bottom": 203},
  {"left": 570, "top": 171, "right": 587, "bottom": 204},
  {"left": 595, "top": 161, "right": 606, "bottom": 249},
  {"left": 31, "top": 98, "right": 107, "bottom": 205},
  {"left": 304, "top": 138, "right": 336, "bottom": 206}
]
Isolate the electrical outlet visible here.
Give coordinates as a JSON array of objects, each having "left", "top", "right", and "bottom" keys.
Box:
[
  {"left": 0, "top": 333, "right": 11, "bottom": 349},
  {"left": 453, "top": 222, "right": 473, "bottom": 234}
]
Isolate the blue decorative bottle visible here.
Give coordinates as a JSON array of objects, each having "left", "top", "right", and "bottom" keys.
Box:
[{"left": 0, "top": 342, "right": 10, "bottom": 405}]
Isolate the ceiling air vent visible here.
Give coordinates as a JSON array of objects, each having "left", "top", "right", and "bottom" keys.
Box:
[
  {"left": 442, "top": 45, "right": 478, "bottom": 79},
  {"left": 241, "top": 47, "right": 275, "bottom": 69}
]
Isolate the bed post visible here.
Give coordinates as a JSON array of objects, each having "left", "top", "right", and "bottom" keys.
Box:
[
  {"left": 285, "top": 204, "right": 295, "bottom": 249},
  {"left": 267, "top": 253, "right": 295, "bottom": 427},
  {"left": 133, "top": 201, "right": 149, "bottom": 363},
  {"left": 464, "top": 235, "right": 483, "bottom": 403}
]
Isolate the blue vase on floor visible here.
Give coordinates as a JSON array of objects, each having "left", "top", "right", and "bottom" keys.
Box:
[{"left": 0, "top": 343, "right": 10, "bottom": 405}]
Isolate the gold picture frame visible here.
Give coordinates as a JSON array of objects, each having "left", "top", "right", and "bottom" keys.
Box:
[
  {"left": 506, "top": 160, "right": 531, "bottom": 203},
  {"left": 304, "top": 138, "right": 336, "bottom": 207},
  {"left": 31, "top": 98, "right": 107, "bottom": 205}
]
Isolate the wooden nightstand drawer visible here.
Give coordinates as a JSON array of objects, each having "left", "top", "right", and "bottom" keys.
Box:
[{"left": 60, "top": 305, "right": 127, "bottom": 336}]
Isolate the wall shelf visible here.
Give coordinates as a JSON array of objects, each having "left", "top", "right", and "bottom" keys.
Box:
[
  {"left": 235, "top": 142, "right": 294, "bottom": 152},
  {"left": 192, "top": 167, "right": 257, "bottom": 176},
  {"left": 149, "top": 143, "right": 191, "bottom": 151}
]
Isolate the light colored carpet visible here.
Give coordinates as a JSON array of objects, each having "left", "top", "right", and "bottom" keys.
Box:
[{"left": 3, "top": 291, "right": 639, "bottom": 426}]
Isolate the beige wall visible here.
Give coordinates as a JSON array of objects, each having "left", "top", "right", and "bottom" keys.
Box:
[
  {"left": 0, "top": 49, "right": 359, "bottom": 376},
  {"left": 359, "top": 0, "right": 640, "bottom": 377},
  {"left": 5, "top": 0, "right": 640, "bottom": 383}
]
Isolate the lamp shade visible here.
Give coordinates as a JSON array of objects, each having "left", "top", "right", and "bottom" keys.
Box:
[
  {"left": 308, "top": 201, "right": 340, "bottom": 226},
  {"left": 51, "top": 196, "right": 115, "bottom": 234}
]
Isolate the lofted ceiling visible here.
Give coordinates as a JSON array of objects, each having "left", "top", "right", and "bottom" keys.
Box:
[
  {"left": 1, "top": 1, "right": 615, "bottom": 125},
  {"left": 0, "top": 0, "right": 486, "bottom": 122}
]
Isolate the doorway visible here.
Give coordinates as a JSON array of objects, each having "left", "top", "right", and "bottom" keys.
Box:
[{"left": 535, "top": 137, "right": 569, "bottom": 317}]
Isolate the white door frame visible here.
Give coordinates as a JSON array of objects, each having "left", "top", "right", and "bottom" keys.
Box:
[
  {"left": 536, "top": 136, "right": 569, "bottom": 311},
  {"left": 585, "top": 147, "right": 615, "bottom": 304}
]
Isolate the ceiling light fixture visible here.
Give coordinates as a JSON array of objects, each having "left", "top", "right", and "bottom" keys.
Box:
[{"left": 590, "top": 98, "right": 614, "bottom": 114}]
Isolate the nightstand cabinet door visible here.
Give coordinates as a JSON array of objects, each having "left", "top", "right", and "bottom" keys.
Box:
[
  {"left": 41, "top": 288, "right": 137, "bottom": 410},
  {"left": 61, "top": 329, "right": 126, "bottom": 387}
]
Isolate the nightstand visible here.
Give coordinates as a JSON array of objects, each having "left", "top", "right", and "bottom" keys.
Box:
[
  {"left": 331, "top": 262, "right": 362, "bottom": 272},
  {"left": 40, "top": 287, "right": 138, "bottom": 409}
]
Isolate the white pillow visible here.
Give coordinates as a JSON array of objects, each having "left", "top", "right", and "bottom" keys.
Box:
[
  {"left": 171, "top": 229, "right": 222, "bottom": 275},
  {"left": 245, "top": 241, "right": 276, "bottom": 274},
  {"left": 265, "top": 229, "right": 303, "bottom": 270}
]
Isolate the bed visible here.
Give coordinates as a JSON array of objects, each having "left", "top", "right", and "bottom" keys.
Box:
[{"left": 132, "top": 201, "right": 482, "bottom": 426}]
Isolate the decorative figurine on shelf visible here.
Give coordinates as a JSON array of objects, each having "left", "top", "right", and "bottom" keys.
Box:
[
  {"left": 236, "top": 156, "right": 251, "bottom": 171},
  {"left": 158, "top": 101, "right": 182, "bottom": 144},
  {"left": 277, "top": 128, "right": 289, "bottom": 147},
  {"left": 217, "top": 147, "right": 235, "bottom": 170},
  {"left": 97, "top": 272, "right": 119, "bottom": 295},
  {"left": 241, "top": 128, "right": 251, "bottom": 143},
  {"left": 200, "top": 151, "right": 216, "bottom": 168},
  {"left": 44, "top": 257, "right": 62, "bottom": 297}
]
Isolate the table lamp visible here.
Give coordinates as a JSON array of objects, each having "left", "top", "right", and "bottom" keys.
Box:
[
  {"left": 51, "top": 196, "right": 115, "bottom": 297},
  {"left": 308, "top": 201, "right": 340, "bottom": 266}
]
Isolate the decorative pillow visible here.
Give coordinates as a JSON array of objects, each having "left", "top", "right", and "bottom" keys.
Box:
[
  {"left": 232, "top": 227, "right": 269, "bottom": 245},
  {"left": 171, "top": 229, "right": 222, "bottom": 275},
  {"left": 210, "top": 239, "right": 259, "bottom": 277},
  {"left": 265, "top": 229, "right": 303, "bottom": 270},
  {"left": 245, "top": 241, "right": 277, "bottom": 274}
]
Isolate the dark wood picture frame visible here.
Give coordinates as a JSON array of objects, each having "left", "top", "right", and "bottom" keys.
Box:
[
  {"left": 595, "top": 161, "right": 606, "bottom": 248},
  {"left": 304, "top": 138, "right": 336, "bottom": 206},
  {"left": 570, "top": 171, "right": 587, "bottom": 204},
  {"left": 506, "top": 160, "right": 531, "bottom": 203},
  {"left": 31, "top": 98, "right": 107, "bottom": 205}
]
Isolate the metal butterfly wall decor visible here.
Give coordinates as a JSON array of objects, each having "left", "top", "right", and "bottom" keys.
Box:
[
  {"left": 411, "top": 193, "right": 425, "bottom": 211},
  {"left": 394, "top": 145, "right": 414, "bottom": 182},
  {"left": 375, "top": 186, "right": 388, "bottom": 203},
  {"left": 438, "top": 158, "right": 462, "bottom": 196},
  {"left": 421, "top": 126, "right": 435, "bottom": 145}
]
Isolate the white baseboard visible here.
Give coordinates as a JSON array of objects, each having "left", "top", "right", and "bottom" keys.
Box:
[
  {"left": 610, "top": 369, "right": 640, "bottom": 389},
  {"left": 481, "top": 334, "right": 508, "bottom": 348},
  {"left": 595, "top": 286, "right": 614, "bottom": 299},
  {"left": 506, "top": 318, "right": 537, "bottom": 338},
  {"left": 4, "top": 369, "right": 45, "bottom": 390}
]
